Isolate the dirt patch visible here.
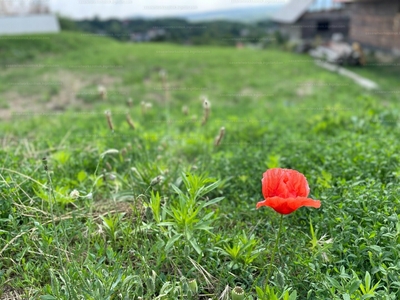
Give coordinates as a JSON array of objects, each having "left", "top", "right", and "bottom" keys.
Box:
[
  {"left": 0, "top": 71, "right": 120, "bottom": 120},
  {"left": 0, "top": 287, "right": 24, "bottom": 300},
  {"left": 92, "top": 200, "right": 138, "bottom": 218}
]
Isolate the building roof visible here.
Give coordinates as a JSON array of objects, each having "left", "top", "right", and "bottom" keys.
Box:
[
  {"left": 0, "top": 14, "right": 60, "bottom": 35},
  {"left": 272, "top": 0, "right": 344, "bottom": 24},
  {"left": 271, "top": 0, "right": 314, "bottom": 23}
]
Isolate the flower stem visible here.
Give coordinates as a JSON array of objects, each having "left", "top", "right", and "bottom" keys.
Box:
[{"left": 267, "top": 214, "right": 284, "bottom": 283}]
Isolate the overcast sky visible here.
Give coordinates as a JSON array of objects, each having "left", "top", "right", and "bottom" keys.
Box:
[{"left": 46, "top": 0, "right": 287, "bottom": 19}]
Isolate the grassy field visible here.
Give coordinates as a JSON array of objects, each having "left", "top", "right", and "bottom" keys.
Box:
[{"left": 1, "top": 32, "right": 400, "bottom": 299}]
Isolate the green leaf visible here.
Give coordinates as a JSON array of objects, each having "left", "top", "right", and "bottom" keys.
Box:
[
  {"left": 255, "top": 286, "right": 265, "bottom": 298},
  {"left": 100, "top": 149, "right": 119, "bottom": 158},
  {"left": 200, "top": 196, "right": 224, "bottom": 208},
  {"left": 40, "top": 296, "right": 58, "bottom": 300},
  {"left": 195, "top": 180, "right": 221, "bottom": 199},
  {"left": 189, "top": 238, "right": 202, "bottom": 254},
  {"left": 361, "top": 295, "right": 375, "bottom": 300},
  {"left": 369, "top": 280, "right": 380, "bottom": 294},
  {"left": 158, "top": 222, "right": 176, "bottom": 227},
  {"left": 348, "top": 280, "right": 361, "bottom": 294},
  {"left": 327, "top": 276, "right": 342, "bottom": 290},
  {"left": 201, "top": 211, "right": 215, "bottom": 221},
  {"left": 170, "top": 183, "right": 185, "bottom": 198},
  {"left": 289, "top": 290, "right": 297, "bottom": 300},
  {"left": 52, "top": 151, "right": 71, "bottom": 165},
  {"left": 359, "top": 283, "right": 366, "bottom": 294},
  {"left": 77, "top": 170, "right": 87, "bottom": 182},
  {"left": 364, "top": 271, "right": 371, "bottom": 292},
  {"left": 266, "top": 154, "right": 280, "bottom": 169},
  {"left": 165, "top": 234, "right": 182, "bottom": 251},
  {"left": 282, "top": 291, "right": 290, "bottom": 300}
]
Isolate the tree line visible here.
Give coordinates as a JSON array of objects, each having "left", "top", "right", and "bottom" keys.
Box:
[{"left": 58, "top": 16, "right": 277, "bottom": 46}]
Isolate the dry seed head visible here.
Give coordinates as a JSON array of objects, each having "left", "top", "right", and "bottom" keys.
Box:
[
  {"left": 201, "top": 98, "right": 211, "bottom": 125},
  {"left": 318, "top": 234, "right": 333, "bottom": 246},
  {"left": 182, "top": 105, "right": 189, "bottom": 115},
  {"left": 126, "top": 113, "right": 135, "bottom": 129},
  {"left": 214, "top": 126, "right": 225, "bottom": 147},
  {"left": 98, "top": 85, "right": 107, "bottom": 100},
  {"left": 202, "top": 112, "right": 210, "bottom": 126},
  {"left": 141, "top": 101, "right": 152, "bottom": 114},
  {"left": 159, "top": 69, "right": 167, "bottom": 79},
  {"left": 321, "top": 252, "right": 329, "bottom": 262},
  {"left": 104, "top": 110, "right": 114, "bottom": 131},
  {"left": 131, "top": 167, "right": 140, "bottom": 177},
  {"left": 202, "top": 98, "right": 211, "bottom": 109},
  {"left": 96, "top": 223, "right": 104, "bottom": 235},
  {"left": 150, "top": 175, "right": 164, "bottom": 186},
  {"left": 127, "top": 98, "right": 133, "bottom": 107}
]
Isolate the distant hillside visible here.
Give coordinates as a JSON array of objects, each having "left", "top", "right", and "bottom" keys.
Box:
[
  {"left": 178, "top": 5, "right": 283, "bottom": 23},
  {"left": 70, "top": 17, "right": 276, "bottom": 46}
]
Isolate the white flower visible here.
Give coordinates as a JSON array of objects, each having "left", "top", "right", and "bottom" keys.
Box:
[{"left": 69, "top": 189, "right": 80, "bottom": 199}]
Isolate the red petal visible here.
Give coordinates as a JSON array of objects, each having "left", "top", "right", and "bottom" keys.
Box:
[
  {"left": 256, "top": 197, "right": 321, "bottom": 215},
  {"left": 262, "top": 168, "right": 310, "bottom": 199}
]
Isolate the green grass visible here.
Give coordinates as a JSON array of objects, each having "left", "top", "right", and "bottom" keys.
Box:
[{"left": 1, "top": 32, "right": 400, "bottom": 299}]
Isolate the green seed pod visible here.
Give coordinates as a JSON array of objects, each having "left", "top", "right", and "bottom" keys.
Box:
[
  {"left": 232, "top": 286, "right": 245, "bottom": 300},
  {"left": 188, "top": 279, "right": 198, "bottom": 294}
]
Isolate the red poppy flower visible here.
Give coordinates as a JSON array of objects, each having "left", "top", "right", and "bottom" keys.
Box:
[{"left": 256, "top": 168, "right": 321, "bottom": 215}]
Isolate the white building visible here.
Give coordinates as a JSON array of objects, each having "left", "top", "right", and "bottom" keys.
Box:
[{"left": 0, "top": 14, "right": 60, "bottom": 35}]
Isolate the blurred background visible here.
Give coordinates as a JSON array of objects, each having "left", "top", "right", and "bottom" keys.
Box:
[{"left": 0, "top": 0, "right": 399, "bottom": 62}]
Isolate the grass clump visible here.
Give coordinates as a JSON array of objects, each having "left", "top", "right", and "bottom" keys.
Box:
[{"left": 1, "top": 32, "right": 400, "bottom": 299}]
